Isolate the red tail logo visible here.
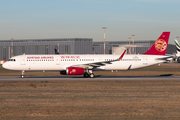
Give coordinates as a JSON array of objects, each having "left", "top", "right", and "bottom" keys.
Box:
[{"left": 144, "top": 32, "right": 170, "bottom": 55}]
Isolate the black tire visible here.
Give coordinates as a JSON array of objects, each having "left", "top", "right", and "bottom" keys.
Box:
[
  {"left": 83, "top": 73, "right": 89, "bottom": 78},
  {"left": 89, "top": 73, "right": 94, "bottom": 78},
  {"left": 21, "top": 75, "right": 25, "bottom": 78}
]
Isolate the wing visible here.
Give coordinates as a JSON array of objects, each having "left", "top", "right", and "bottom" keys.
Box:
[{"left": 70, "top": 50, "right": 126, "bottom": 69}]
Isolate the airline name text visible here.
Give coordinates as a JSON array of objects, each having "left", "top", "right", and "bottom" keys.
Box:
[
  {"left": 60, "top": 56, "right": 80, "bottom": 59},
  {"left": 27, "top": 56, "right": 54, "bottom": 59}
]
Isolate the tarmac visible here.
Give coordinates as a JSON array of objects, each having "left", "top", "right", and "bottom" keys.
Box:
[{"left": 0, "top": 75, "right": 180, "bottom": 81}]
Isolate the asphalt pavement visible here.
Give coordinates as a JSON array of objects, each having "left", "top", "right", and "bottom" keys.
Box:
[{"left": 0, "top": 75, "right": 180, "bottom": 81}]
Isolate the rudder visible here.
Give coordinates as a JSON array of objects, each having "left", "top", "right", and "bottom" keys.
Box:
[
  {"left": 175, "top": 39, "right": 180, "bottom": 53},
  {"left": 143, "top": 32, "right": 170, "bottom": 55}
]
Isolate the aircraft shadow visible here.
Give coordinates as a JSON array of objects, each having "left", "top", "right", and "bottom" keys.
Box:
[{"left": 24, "top": 74, "right": 173, "bottom": 79}]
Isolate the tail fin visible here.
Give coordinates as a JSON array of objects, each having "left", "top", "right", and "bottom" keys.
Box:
[
  {"left": 54, "top": 49, "right": 59, "bottom": 54},
  {"left": 175, "top": 39, "right": 180, "bottom": 56},
  {"left": 143, "top": 32, "right": 170, "bottom": 55}
]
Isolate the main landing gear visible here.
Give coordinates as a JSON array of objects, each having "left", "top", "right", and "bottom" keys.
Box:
[
  {"left": 89, "top": 73, "right": 95, "bottom": 78},
  {"left": 83, "top": 70, "right": 95, "bottom": 78},
  {"left": 83, "top": 72, "right": 95, "bottom": 78}
]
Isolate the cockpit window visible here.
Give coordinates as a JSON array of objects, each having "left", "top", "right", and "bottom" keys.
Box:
[{"left": 8, "top": 59, "right": 16, "bottom": 62}]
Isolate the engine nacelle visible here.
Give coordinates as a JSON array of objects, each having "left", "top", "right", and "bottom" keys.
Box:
[{"left": 60, "top": 67, "right": 85, "bottom": 75}]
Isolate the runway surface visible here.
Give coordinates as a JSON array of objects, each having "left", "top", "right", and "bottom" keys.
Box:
[{"left": 0, "top": 75, "right": 180, "bottom": 81}]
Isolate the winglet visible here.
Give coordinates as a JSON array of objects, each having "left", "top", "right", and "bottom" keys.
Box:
[{"left": 119, "top": 50, "right": 126, "bottom": 59}]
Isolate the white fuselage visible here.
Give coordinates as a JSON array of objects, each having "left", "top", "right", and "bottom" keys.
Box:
[{"left": 2, "top": 54, "right": 167, "bottom": 71}]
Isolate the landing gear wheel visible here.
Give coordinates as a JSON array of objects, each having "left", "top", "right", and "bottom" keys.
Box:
[
  {"left": 83, "top": 72, "right": 89, "bottom": 78},
  {"left": 21, "top": 75, "right": 25, "bottom": 78},
  {"left": 89, "top": 73, "right": 94, "bottom": 78},
  {"left": 21, "top": 70, "right": 25, "bottom": 78}
]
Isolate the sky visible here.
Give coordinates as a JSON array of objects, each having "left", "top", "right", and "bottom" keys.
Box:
[{"left": 0, "top": 0, "right": 180, "bottom": 44}]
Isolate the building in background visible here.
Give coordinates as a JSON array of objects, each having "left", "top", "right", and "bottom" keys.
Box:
[
  {"left": 0, "top": 38, "right": 176, "bottom": 61},
  {"left": 0, "top": 38, "right": 92, "bottom": 61},
  {"left": 93, "top": 40, "right": 176, "bottom": 55},
  {"left": 93, "top": 40, "right": 156, "bottom": 54}
]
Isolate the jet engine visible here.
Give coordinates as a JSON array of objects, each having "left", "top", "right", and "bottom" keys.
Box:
[{"left": 60, "top": 67, "right": 85, "bottom": 75}]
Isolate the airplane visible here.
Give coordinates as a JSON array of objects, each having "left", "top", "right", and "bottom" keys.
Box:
[
  {"left": 175, "top": 39, "right": 180, "bottom": 55},
  {"left": 2, "top": 32, "right": 171, "bottom": 78},
  {"left": 174, "top": 39, "right": 180, "bottom": 62},
  {"left": 0, "top": 60, "right": 6, "bottom": 64}
]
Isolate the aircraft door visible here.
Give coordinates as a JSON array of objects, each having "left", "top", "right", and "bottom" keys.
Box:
[
  {"left": 56, "top": 56, "right": 60, "bottom": 65},
  {"left": 99, "top": 58, "right": 102, "bottom": 62},
  {"left": 143, "top": 56, "right": 148, "bottom": 65},
  {"left": 21, "top": 55, "right": 26, "bottom": 65}
]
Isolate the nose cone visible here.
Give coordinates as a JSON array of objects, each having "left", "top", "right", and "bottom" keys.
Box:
[{"left": 2, "top": 62, "right": 8, "bottom": 70}]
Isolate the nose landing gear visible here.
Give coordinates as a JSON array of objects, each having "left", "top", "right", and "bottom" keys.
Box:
[{"left": 21, "top": 70, "right": 25, "bottom": 78}]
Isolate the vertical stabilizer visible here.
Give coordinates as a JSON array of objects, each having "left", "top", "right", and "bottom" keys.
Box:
[
  {"left": 54, "top": 49, "right": 59, "bottom": 54},
  {"left": 144, "top": 32, "right": 170, "bottom": 55},
  {"left": 175, "top": 39, "right": 180, "bottom": 56}
]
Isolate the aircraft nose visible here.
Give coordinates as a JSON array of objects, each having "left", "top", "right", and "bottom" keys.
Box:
[{"left": 2, "top": 62, "right": 8, "bottom": 69}]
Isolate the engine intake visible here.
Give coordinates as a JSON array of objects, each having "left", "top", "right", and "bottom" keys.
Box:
[
  {"left": 60, "top": 67, "right": 85, "bottom": 75},
  {"left": 60, "top": 70, "right": 67, "bottom": 75}
]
